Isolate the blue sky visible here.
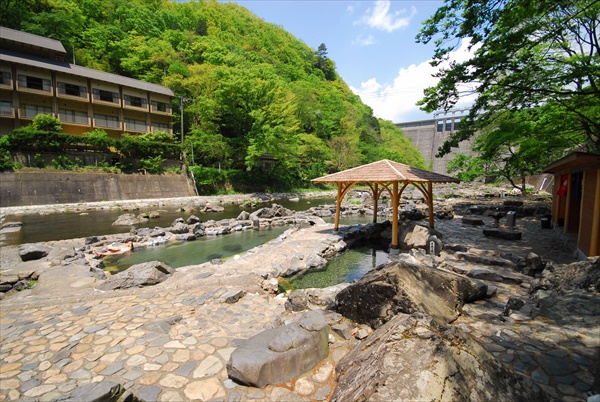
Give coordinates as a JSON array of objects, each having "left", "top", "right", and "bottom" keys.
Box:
[{"left": 227, "top": 0, "right": 475, "bottom": 123}]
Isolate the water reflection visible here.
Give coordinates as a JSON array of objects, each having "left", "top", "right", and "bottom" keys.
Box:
[
  {"left": 9, "top": 196, "right": 337, "bottom": 244},
  {"left": 289, "top": 246, "right": 389, "bottom": 289},
  {"left": 104, "top": 226, "right": 289, "bottom": 271}
]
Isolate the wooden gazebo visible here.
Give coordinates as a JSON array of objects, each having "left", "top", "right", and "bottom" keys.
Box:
[{"left": 312, "top": 159, "right": 460, "bottom": 250}]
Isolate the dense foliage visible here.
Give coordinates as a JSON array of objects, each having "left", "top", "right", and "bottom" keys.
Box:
[
  {"left": 417, "top": 0, "right": 599, "bottom": 191},
  {"left": 0, "top": 115, "right": 179, "bottom": 173},
  {"left": 4, "top": 0, "right": 426, "bottom": 189}
]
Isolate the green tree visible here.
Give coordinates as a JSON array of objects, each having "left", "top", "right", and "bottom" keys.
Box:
[{"left": 417, "top": 0, "right": 600, "bottom": 156}]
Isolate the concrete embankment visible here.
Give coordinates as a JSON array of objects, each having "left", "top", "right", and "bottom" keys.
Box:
[{"left": 0, "top": 171, "right": 196, "bottom": 208}]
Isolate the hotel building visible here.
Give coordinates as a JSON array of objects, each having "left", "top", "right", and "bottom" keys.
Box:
[{"left": 0, "top": 27, "right": 173, "bottom": 138}]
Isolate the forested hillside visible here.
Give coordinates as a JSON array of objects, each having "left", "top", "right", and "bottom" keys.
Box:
[{"left": 3, "top": 0, "right": 426, "bottom": 189}]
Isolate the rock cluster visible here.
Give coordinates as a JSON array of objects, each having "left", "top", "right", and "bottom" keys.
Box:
[
  {"left": 332, "top": 313, "right": 549, "bottom": 402},
  {"left": 0, "top": 270, "right": 38, "bottom": 300}
]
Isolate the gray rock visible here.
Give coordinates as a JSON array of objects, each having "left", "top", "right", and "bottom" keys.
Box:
[
  {"left": 227, "top": 310, "right": 328, "bottom": 388},
  {"left": 331, "top": 313, "right": 549, "bottom": 402},
  {"left": 306, "top": 254, "right": 328, "bottom": 271},
  {"left": 531, "top": 256, "right": 600, "bottom": 293},
  {"left": 170, "top": 222, "right": 189, "bottom": 234},
  {"left": 462, "top": 216, "right": 485, "bottom": 226},
  {"left": 237, "top": 211, "right": 250, "bottom": 221},
  {"left": 112, "top": 213, "right": 145, "bottom": 226},
  {"left": 223, "top": 290, "right": 246, "bottom": 304},
  {"left": 285, "top": 290, "right": 309, "bottom": 312},
  {"left": 97, "top": 261, "right": 175, "bottom": 290},
  {"left": 281, "top": 256, "right": 306, "bottom": 277},
  {"left": 305, "top": 283, "right": 351, "bottom": 307},
  {"left": 483, "top": 228, "right": 522, "bottom": 240},
  {"left": 334, "top": 258, "right": 487, "bottom": 328},
  {"left": 19, "top": 244, "right": 51, "bottom": 261},
  {"left": 186, "top": 215, "right": 201, "bottom": 224}
]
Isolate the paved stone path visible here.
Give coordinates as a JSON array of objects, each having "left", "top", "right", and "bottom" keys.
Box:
[
  {"left": 0, "top": 223, "right": 355, "bottom": 401},
  {"left": 1, "top": 213, "right": 598, "bottom": 401}
]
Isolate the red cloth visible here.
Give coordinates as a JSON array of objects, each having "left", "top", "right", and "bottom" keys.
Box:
[{"left": 556, "top": 175, "right": 568, "bottom": 196}]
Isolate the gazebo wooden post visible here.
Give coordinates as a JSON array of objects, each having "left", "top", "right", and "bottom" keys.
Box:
[
  {"left": 391, "top": 181, "right": 399, "bottom": 250},
  {"left": 427, "top": 181, "right": 434, "bottom": 228},
  {"left": 334, "top": 182, "right": 343, "bottom": 232},
  {"left": 372, "top": 183, "right": 379, "bottom": 224}
]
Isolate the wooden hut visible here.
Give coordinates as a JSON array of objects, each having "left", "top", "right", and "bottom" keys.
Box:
[{"left": 543, "top": 152, "right": 600, "bottom": 258}]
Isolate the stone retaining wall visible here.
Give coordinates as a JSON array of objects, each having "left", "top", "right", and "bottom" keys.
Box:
[{"left": 0, "top": 171, "right": 195, "bottom": 207}]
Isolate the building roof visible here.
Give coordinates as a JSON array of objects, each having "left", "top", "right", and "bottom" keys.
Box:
[
  {"left": 0, "top": 49, "right": 174, "bottom": 97},
  {"left": 543, "top": 152, "right": 600, "bottom": 174},
  {"left": 312, "top": 159, "right": 460, "bottom": 184},
  {"left": 0, "top": 27, "right": 66, "bottom": 60}
]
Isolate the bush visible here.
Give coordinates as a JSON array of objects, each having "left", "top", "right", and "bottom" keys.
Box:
[
  {"left": 31, "top": 114, "right": 62, "bottom": 133},
  {"left": 85, "top": 129, "right": 114, "bottom": 149},
  {"left": 0, "top": 148, "right": 12, "bottom": 171},
  {"left": 139, "top": 156, "right": 165, "bottom": 173}
]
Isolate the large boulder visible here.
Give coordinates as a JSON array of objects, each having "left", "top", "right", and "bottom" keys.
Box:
[
  {"left": 227, "top": 310, "right": 329, "bottom": 388},
  {"left": 331, "top": 313, "right": 549, "bottom": 402},
  {"left": 531, "top": 256, "right": 600, "bottom": 293},
  {"left": 19, "top": 244, "right": 51, "bottom": 261},
  {"left": 97, "top": 261, "right": 175, "bottom": 290},
  {"left": 333, "top": 255, "right": 487, "bottom": 328},
  {"left": 112, "top": 213, "right": 145, "bottom": 226}
]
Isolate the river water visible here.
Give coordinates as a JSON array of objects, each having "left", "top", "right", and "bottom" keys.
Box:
[{"left": 5, "top": 196, "right": 382, "bottom": 287}]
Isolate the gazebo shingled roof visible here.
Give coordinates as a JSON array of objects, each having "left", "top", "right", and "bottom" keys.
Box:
[
  {"left": 312, "top": 159, "right": 460, "bottom": 250},
  {"left": 313, "top": 159, "right": 461, "bottom": 184}
]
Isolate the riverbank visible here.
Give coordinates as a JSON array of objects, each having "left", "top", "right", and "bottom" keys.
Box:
[{"left": 0, "top": 190, "right": 338, "bottom": 217}]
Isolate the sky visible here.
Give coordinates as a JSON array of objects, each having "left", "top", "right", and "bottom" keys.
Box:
[{"left": 227, "top": 0, "right": 476, "bottom": 123}]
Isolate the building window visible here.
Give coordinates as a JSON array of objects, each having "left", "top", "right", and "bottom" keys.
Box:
[
  {"left": 454, "top": 118, "right": 461, "bottom": 131},
  {"left": 59, "top": 108, "right": 88, "bottom": 125},
  {"left": 92, "top": 88, "right": 119, "bottom": 104},
  {"left": 1, "top": 72, "right": 11, "bottom": 86},
  {"left": 94, "top": 114, "right": 120, "bottom": 129},
  {"left": 57, "top": 82, "right": 87, "bottom": 98},
  {"left": 18, "top": 75, "right": 51, "bottom": 92},
  {"left": 436, "top": 120, "right": 443, "bottom": 132},
  {"left": 23, "top": 104, "right": 52, "bottom": 119},
  {"left": 152, "top": 122, "right": 170, "bottom": 133},
  {"left": 124, "top": 95, "right": 147, "bottom": 108},
  {"left": 0, "top": 100, "right": 13, "bottom": 116},
  {"left": 151, "top": 100, "right": 171, "bottom": 113},
  {"left": 445, "top": 119, "right": 452, "bottom": 132},
  {"left": 125, "top": 118, "right": 148, "bottom": 132}
]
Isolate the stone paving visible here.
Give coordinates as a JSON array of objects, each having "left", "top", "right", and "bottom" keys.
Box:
[
  {"left": 0, "top": 211, "right": 598, "bottom": 401},
  {"left": 0, "top": 223, "right": 355, "bottom": 401}
]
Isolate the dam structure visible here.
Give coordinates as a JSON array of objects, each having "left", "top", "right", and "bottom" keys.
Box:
[{"left": 396, "top": 110, "right": 476, "bottom": 175}]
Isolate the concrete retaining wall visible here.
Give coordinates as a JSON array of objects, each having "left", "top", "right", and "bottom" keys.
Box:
[{"left": 0, "top": 172, "right": 195, "bottom": 207}]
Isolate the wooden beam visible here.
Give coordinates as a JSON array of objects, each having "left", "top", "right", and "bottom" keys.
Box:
[
  {"left": 334, "top": 182, "right": 342, "bottom": 231},
  {"left": 564, "top": 173, "right": 572, "bottom": 233},
  {"left": 590, "top": 169, "right": 600, "bottom": 256},
  {"left": 428, "top": 181, "right": 434, "bottom": 228},
  {"left": 391, "top": 181, "right": 399, "bottom": 249},
  {"left": 372, "top": 183, "right": 379, "bottom": 223}
]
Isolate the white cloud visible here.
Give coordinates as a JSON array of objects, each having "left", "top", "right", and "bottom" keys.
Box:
[
  {"left": 353, "top": 34, "right": 376, "bottom": 46},
  {"left": 346, "top": 5, "right": 354, "bottom": 13},
  {"left": 351, "top": 39, "right": 480, "bottom": 122},
  {"left": 357, "top": 1, "right": 416, "bottom": 33}
]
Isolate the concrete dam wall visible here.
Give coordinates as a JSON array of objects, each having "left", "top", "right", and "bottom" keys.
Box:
[{"left": 0, "top": 172, "right": 195, "bottom": 207}]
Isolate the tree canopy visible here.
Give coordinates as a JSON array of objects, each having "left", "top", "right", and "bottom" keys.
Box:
[
  {"left": 417, "top": 0, "right": 600, "bottom": 158},
  {"left": 4, "top": 0, "right": 426, "bottom": 189}
]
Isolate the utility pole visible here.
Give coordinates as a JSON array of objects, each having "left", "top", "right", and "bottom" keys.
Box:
[{"left": 180, "top": 96, "right": 188, "bottom": 146}]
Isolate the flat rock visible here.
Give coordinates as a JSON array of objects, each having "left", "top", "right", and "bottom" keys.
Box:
[
  {"left": 19, "top": 244, "right": 51, "bottom": 261},
  {"left": 96, "top": 261, "right": 175, "bottom": 290}
]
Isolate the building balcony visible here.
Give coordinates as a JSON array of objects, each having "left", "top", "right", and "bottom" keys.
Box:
[
  {"left": 124, "top": 120, "right": 149, "bottom": 133},
  {"left": 93, "top": 116, "right": 122, "bottom": 130},
  {"left": 56, "top": 88, "right": 89, "bottom": 102},
  {"left": 18, "top": 107, "right": 53, "bottom": 120},
  {"left": 151, "top": 101, "right": 172, "bottom": 115},
  {"left": 58, "top": 112, "right": 91, "bottom": 126},
  {"left": 0, "top": 104, "right": 15, "bottom": 118},
  {"left": 151, "top": 124, "right": 172, "bottom": 135}
]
